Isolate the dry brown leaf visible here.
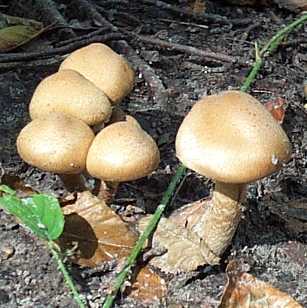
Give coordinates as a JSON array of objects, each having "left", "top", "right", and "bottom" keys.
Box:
[
  {"left": 220, "top": 260, "right": 303, "bottom": 308},
  {"left": 58, "top": 191, "right": 137, "bottom": 267},
  {"left": 138, "top": 215, "right": 208, "bottom": 273},
  {"left": 265, "top": 97, "right": 286, "bottom": 124},
  {"left": 127, "top": 266, "right": 167, "bottom": 302}
]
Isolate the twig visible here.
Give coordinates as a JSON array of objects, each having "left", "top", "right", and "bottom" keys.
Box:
[
  {"left": 114, "top": 40, "right": 169, "bottom": 109},
  {"left": 102, "top": 13, "right": 307, "bottom": 308},
  {"left": 33, "top": 0, "right": 76, "bottom": 38},
  {"left": 55, "top": 27, "right": 110, "bottom": 47},
  {"left": 102, "top": 164, "right": 186, "bottom": 308},
  {"left": 0, "top": 33, "right": 123, "bottom": 63},
  {"left": 128, "top": 31, "right": 245, "bottom": 65},
  {"left": 141, "top": 0, "right": 252, "bottom": 25}
]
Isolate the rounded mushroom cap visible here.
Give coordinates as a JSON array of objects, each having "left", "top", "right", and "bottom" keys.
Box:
[
  {"left": 17, "top": 113, "right": 95, "bottom": 174},
  {"left": 86, "top": 120, "right": 160, "bottom": 182},
  {"left": 29, "top": 69, "right": 112, "bottom": 126},
  {"left": 59, "top": 43, "right": 135, "bottom": 104},
  {"left": 176, "top": 91, "right": 292, "bottom": 184}
]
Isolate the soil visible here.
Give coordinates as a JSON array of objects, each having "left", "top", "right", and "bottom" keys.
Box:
[{"left": 0, "top": 1, "right": 306, "bottom": 307}]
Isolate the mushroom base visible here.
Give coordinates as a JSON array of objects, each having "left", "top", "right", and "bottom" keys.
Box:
[
  {"left": 93, "top": 180, "right": 119, "bottom": 203},
  {"left": 200, "top": 181, "right": 245, "bottom": 261}
]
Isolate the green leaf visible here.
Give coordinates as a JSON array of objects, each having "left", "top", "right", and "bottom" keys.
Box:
[
  {"left": 0, "top": 193, "right": 64, "bottom": 240},
  {"left": 0, "top": 13, "right": 45, "bottom": 52}
]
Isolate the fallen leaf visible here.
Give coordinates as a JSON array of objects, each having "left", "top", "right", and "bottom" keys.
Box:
[
  {"left": 264, "top": 97, "right": 286, "bottom": 124},
  {"left": 189, "top": 0, "right": 207, "bottom": 15},
  {"left": 58, "top": 191, "right": 137, "bottom": 267},
  {"left": 137, "top": 215, "right": 208, "bottom": 273},
  {"left": 127, "top": 266, "right": 167, "bottom": 302},
  {"left": 0, "top": 13, "right": 45, "bottom": 52},
  {"left": 220, "top": 260, "right": 303, "bottom": 308}
]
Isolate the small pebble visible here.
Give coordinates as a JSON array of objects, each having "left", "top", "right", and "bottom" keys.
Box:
[{"left": 0, "top": 245, "right": 15, "bottom": 260}]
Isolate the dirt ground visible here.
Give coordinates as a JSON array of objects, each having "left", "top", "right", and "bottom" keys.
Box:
[{"left": 0, "top": 0, "right": 306, "bottom": 307}]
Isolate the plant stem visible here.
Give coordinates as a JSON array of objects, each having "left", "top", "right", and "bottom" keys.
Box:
[
  {"left": 241, "top": 13, "right": 307, "bottom": 92},
  {"left": 260, "top": 13, "right": 307, "bottom": 56},
  {"left": 102, "top": 13, "right": 307, "bottom": 308},
  {"left": 102, "top": 164, "right": 186, "bottom": 308},
  {"left": 240, "top": 42, "right": 261, "bottom": 93},
  {"left": 48, "top": 241, "right": 85, "bottom": 308}
]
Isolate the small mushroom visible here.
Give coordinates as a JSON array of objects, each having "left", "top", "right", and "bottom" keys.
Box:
[
  {"left": 176, "top": 90, "right": 292, "bottom": 262},
  {"left": 17, "top": 113, "right": 95, "bottom": 191},
  {"left": 59, "top": 43, "right": 135, "bottom": 104},
  {"left": 29, "top": 69, "right": 112, "bottom": 126},
  {"left": 86, "top": 119, "right": 160, "bottom": 200}
]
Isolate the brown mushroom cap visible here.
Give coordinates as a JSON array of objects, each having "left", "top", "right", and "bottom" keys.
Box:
[
  {"left": 86, "top": 120, "right": 160, "bottom": 182},
  {"left": 29, "top": 70, "right": 112, "bottom": 126},
  {"left": 59, "top": 43, "right": 135, "bottom": 104},
  {"left": 176, "top": 90, "right": 292, "bottom": 184},
  {"left": 17, "top": 113, "right": 95, "bottom": 174}
]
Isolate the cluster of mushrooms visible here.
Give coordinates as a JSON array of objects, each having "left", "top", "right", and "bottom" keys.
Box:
[
  {"left": 16, "top": 43, "right": 292, "bottom": 264},
  {"left": 17, "top": 43, "right": 160, "bottom": 196}
]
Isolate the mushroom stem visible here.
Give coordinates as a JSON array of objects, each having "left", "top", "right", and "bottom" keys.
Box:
[
  {"left": 60, "top": 174, "right": 87, "bottom": 192},
  {"left": 93, "top": 180, "right": 119, "bottom": 203},
  {"left": 201, "top": 181, "right": 245, "bottom": 258}
]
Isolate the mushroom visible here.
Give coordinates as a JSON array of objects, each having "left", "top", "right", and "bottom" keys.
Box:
[
  {"left": 86, "top": 119, "right": 160, "bottom": 200},
  {"left": 175, "top": 90, "right": 292, "bottom": 262},
  {"left": 29, "top": 69, "right": 112, "bottom": 126},
  {"left": 17, "top": 113, "right": 95, "bottom": 191},
  {"left": 59, "top": 43, "right": 135, "bottom": 104}
]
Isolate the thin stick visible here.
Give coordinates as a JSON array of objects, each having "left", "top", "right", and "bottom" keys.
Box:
[
  {"left": 102, "top": 164, "right": 186, "bottom": 308},
  {"left": 48, "top": 241, "right": 86, "bottom": 308},
  {"left": 102, "top": 14, "right": 307, "bottom": 308}
]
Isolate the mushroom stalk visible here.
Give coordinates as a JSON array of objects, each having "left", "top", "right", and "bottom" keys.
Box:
[
  {"left": 60, "top": 174, "right": 87, "bottom": 192},
  {"left": 201, "top": 182, "right": 245, "bottom": 258},
  {"left": 93, "top": 180, "right": 119, "bottom": 203}
]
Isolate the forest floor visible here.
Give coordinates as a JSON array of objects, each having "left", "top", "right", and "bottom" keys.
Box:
[{"left": 0, "top": 0, "right": 306, "bottom": 307}]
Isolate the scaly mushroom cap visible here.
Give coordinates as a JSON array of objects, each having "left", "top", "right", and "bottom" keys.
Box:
[
  {"left": 29, "top": 70, "right": 112, "bottom": 126},
  {"left": 17, "top": 113, "right": 95, "bottom": 174},
  {"left": 86, "top": 120, "right": 160, "bottom": 182},
  {"left": 176, "top": 90, "right": 292, "bottom": 184},
  {"left": 59, "top": 43, "right": 135, "bottom": 104}
]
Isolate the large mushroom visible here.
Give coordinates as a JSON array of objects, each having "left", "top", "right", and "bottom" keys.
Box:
[
  {"left": 86, "top": 119, "right": 160, "bottom": 199},
  {"left": 175, "top": 90, "right": 292, "bottom": 262},
  {"left": 29, "top": 69, "right": 112, "bottom": 126},
  {"left": 59, "top": 43, "right": 135, "bottom": 104},
  {"left": 17, "top": 113, "right": 95, "bottom": 191}
]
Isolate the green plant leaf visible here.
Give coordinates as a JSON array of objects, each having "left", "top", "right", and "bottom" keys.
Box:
[{"left": 0, "top": 192, "right": 64, "bottom": 240}]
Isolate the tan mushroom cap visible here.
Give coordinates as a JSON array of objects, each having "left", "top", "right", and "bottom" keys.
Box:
[
  {"left": 29, "top": 70, "right": 112, "bottom": 126},
  {"left": 176, "top": 91, "right": 292, "bottom": 184},
  {"left": 86, "top": 120, "right": 160, "bottom": 182},
  {"left": 17, "top": 113, "right": 95, "bottom": 174},
  {"left": 59, "top": 43, "right": 135, "bottom": 104}
]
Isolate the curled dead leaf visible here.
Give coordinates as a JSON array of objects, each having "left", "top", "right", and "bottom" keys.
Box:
[
  {"left": 138, "top": 215, "right": 209, "bottom": 273},
  {"left": 127, "top": 266, "right": 167, "bottom": 303},
  {"left": 220, "top": 260, "right": 303, "bottom": 308},
  {"left": 58, "top": 191, "right": 137, "bottom": 267}
]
